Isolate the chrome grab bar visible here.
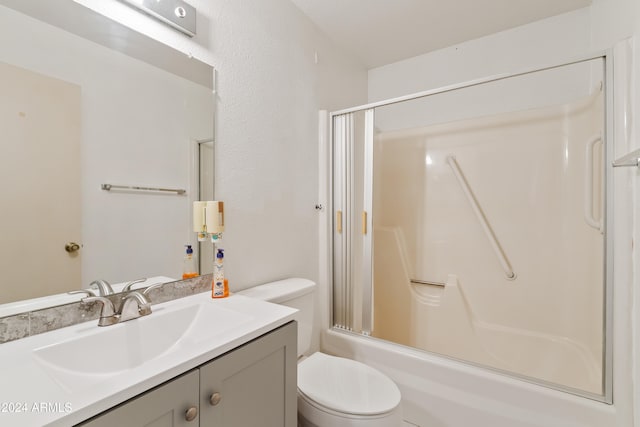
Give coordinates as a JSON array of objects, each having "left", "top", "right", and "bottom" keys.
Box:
[{"left": 584, "top": 134, "right": 603, "bottom": 233}]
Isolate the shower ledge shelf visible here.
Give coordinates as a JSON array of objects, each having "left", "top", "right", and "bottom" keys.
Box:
[{"left": 612, "top": 148, "right": 640, "bottom": 167}]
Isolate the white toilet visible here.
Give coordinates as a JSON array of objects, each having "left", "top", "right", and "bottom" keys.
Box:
[{"left": 238, "top": 278, "right": 402, "bottom": 427}]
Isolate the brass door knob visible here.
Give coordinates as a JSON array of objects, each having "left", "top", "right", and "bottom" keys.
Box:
[
  {"left": 185, "top": 406, "right": 198, "bottom": 422},
  {"left": 209, "top": 392, "right": 221, "bottom": 406},
  {"left": 65, "top": 242, "right": 81, "bottom": 253}
]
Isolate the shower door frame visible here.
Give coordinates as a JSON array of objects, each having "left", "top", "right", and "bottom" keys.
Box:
[{"left": 329, "top": 51, "right": 615, "bottom": 404}]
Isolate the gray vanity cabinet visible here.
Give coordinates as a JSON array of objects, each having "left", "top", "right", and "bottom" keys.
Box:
[
  {"left": 78, "top": 370, "right": 200, "bottom": 427},
  {"left": 199, "top": 320, "right": 297, "bottom": 426},
  {"left": 79, "top": 321, "right": 297, "bottom": 427}
]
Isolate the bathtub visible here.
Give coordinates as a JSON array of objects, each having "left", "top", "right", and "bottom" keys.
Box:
[
  {"left": 317, "top": 45, "right": 637, "bottom": 427},
  {"left": 321, "top": 328, "right": 619, "bottom": 427}
]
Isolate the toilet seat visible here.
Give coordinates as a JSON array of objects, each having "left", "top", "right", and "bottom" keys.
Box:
[{"left": 297, "top": 352, "right": 401, "bottom": 416}]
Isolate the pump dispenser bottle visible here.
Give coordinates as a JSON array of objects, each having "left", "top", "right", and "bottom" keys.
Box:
[
  {"left": 212, "top": 248, "right": 228, "bottom": 298},
  {"left": 182, "top": 245, "right": 198, "bottom": 279}
]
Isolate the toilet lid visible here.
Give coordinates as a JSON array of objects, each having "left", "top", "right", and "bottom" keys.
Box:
[{"left": 297, "top": 353, "right": 401, "bottom": 416}]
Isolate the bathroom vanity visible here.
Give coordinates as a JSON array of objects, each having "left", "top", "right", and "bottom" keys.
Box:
[
  {"left": 0, "top": 292, "right": 298, "bottom": 427},
  {"left": 80, "top": 321, "right": 296, "bottom": 426}
]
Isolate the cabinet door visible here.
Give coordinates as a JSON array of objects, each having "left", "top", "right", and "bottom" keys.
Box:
[
  {"left": 199, "top": 321, "right": 297, "bottom": 427},
  {"left": 78, "top": 370, "right": 200, "bottom": 427}
]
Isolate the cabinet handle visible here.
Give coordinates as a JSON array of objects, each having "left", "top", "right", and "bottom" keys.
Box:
[
  {"left": 185, "top": 406, "right": 198, "bottom": 422},
  {"left": 209, "top": 392, "right": 222, "bottom": 406}
]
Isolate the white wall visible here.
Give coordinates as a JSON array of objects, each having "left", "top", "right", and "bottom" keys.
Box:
[
  {"left": 367, "top": 2, "right": 639, "bottom": 425},
  {"left": 368, "top": 9, "right": 592, "bottom": 103}
]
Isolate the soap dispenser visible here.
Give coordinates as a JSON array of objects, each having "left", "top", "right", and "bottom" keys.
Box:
[
  {"left": 212, "top": 248, "right": 228, "bottom": 298},
  {"left": 182, "top": 245, "right": 198, "bottom": 280}
]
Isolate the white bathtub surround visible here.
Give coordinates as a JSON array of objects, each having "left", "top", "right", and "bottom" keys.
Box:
[
  {"left": 319, "top": 9, "right": 637, "bottom": 427},
  {"left": 329, "top": 55, "right": 610, "bottom": 413},
  {"left": 370, "top": 84, "right": 605, "bottom": 395}
]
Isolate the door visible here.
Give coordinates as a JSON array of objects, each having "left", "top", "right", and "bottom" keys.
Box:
[
  {"left": 0, "top": 61, "right": 81, "bottom": 302},
  {"left": 198, "top": 139, "right": 214, "bottom": 275},
  {"left": 199, "top": 322, "right": 297, "bottom": 427}
]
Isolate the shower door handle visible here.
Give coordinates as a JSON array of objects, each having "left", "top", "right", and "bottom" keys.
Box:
[
  {"left": 584, "top": 134, "right": 603, "bottom": 233},
  {"left": 362, "top": 211, "right": 368, "bottom": 235}
]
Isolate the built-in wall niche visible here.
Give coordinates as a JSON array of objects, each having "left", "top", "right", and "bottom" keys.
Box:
[{"left": 0, "top": 0, "right": 214, "bottom": 309}]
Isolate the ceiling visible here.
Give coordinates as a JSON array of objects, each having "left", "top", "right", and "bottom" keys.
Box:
[{"left": 289, "top": 0, "right": 592, "bottom": 68}]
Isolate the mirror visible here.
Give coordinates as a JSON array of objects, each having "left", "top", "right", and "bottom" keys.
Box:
[{"left": 0, "top": 0, "right": 214, "bottom": 314}]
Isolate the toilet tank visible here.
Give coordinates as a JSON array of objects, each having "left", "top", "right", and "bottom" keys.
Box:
[{"left": 237, "top": 278, "right": 316, "bottom": 356}]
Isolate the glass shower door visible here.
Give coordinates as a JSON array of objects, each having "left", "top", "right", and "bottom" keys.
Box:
[{"left": 332, "top": 57, "right": 609, "bottom": 399}]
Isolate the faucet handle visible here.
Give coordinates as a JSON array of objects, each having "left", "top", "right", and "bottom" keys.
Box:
[
  {"left": 142, "top": 282, "right": 163, "bottom": 299},
  {"left": 68, "top": 289, "right": 98, "bottom": 298},
  {"left": 89, "top": 279, "right": 115, "bottom": 296},
  {"left": 120, "top": 292, "right": 152, "bottom": 321},
  {"left": 82, "top": 296, "right": 118, "bottom": 326},
  {"left": 121, "top": 278, "right": 148, "bottom": 293}
]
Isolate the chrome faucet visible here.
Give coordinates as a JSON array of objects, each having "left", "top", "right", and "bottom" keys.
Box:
[
  {"left": 82, "top": 289, "right": 155, "bottom": 326},
  {"left": 119, "top": 291, "right": 152, "bottom": 322}
]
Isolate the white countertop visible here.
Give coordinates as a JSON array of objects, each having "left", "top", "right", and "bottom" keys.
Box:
[{"left": 0, "top": 292, "right": 297, "bottom": 426}]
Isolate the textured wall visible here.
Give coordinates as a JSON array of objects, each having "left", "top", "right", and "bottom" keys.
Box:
[{"left": 207, "top": 0, "right": 367, "bottom": 289}]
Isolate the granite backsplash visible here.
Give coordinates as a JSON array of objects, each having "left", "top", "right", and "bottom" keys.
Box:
[{"left": 0, "top": 274, "right": 213, "bottom": 344}]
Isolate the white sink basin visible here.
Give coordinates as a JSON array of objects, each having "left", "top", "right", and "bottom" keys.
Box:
[{"left": 32, "top": 301, "right": 253, "bottom": 391}]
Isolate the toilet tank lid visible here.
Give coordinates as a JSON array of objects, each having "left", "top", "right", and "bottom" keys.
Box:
[{"left": 237, "top": 278, "right": 316, "bottom": 303}]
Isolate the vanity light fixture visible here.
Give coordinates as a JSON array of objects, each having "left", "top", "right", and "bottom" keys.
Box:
[{"left": 118, "top": 0, "right": 196, "bottom": 37}]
